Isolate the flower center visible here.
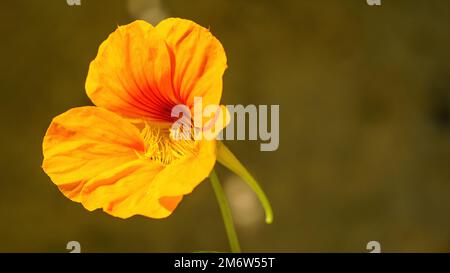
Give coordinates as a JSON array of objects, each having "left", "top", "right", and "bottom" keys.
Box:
[{"left": 139, "top": 123, "right": 197, "bottom": 165}]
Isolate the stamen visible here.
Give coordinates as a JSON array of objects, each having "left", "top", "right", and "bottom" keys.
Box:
[{"left": 139, "top": 122, "right": 197, "bottom": 165}]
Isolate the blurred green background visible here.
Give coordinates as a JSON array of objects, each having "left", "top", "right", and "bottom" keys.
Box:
[{"left": 1, "top": 0, "right": 449, "bottom": 252}]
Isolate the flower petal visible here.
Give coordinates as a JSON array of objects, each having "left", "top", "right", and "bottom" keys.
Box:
[
  {"left": 42, "top": 106, "right": 145, "bottom": 201},
  {"left": 76, "top": 140, "right": 216, "bottom": 219},
  {"left": 86, "top": 19, "right": 227, "bottom": 122},
  {"left": 80, "top": 159, "right": 182, "bottom": 219},
  {"left": 86, "top": 20, "right": 179, "bottom": 122},
  {"left": 155, "top": 18, "right": 227, "bottom": 109},
  {"left": 153, "top": 139, "right": 217, "bottom": 197},
  {"left": 42, "top": 106, "right": 215, "bottom": 219}
]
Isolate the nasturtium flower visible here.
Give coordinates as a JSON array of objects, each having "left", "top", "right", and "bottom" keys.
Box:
[
  {"left": 42, "top": 18, "right": 273, "bottom": 226},
  {"left": 42, "top": 18, "right": 227, "bottom": 219}
]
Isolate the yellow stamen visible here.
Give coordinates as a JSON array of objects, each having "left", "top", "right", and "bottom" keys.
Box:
[{"left": 139, "top": 122, "right": 197, "bottom": 165}]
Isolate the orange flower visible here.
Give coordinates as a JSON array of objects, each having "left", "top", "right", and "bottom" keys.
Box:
[{"left": 42, "top": 18, "right": 227, "bottom": 219}]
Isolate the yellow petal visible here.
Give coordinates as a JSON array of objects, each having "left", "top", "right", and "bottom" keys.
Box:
[
  {"left": 81, "top": 159, "right": 182, "bottom": 219},
  {"left": 86, "top": 20, "right": 179, "bottom": 122},
  {"left": 79, "top": 139, "right": 216, "bottom": 219},
  {"left": 155, "top": 18, "right": 227, "bottom": 109},
  {"left": 86, "top": 19, "right": 227, "bottom": 123},
  {"left": 154, "top": 139, "right": 217, "bottom": 197},
  {"left": 42, "top": 106, "right": 145, "bottom": 201},
  {"left": 43, "top": 106, "right": 216, "bottom": 218}
]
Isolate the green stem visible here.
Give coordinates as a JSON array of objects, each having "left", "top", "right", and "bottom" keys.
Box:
[
  {"left": 210, "top": 169, "right": 241, "bottom": 253},
  {"left": 216, "top": 141, "right": 273, "bottom": 224}
]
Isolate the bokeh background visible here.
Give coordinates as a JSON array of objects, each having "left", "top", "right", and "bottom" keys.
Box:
[{"left": 1, "top": 0, "right": 449, "bottom": 252}]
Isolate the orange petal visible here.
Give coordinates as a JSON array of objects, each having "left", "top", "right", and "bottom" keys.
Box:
[
  {"left": 86, "top": 19, "right": 227, "bottom": 122},
  {"left": 153, "top": 139, "right": 217, "bottom": 197},
  {"left": 86, "top": 20, "right": 180, "bottom": 122},
  {"left": 42, "top": 106, "right": 145, "bottom": 201},
  {"left": 159, "top": 196, "right": 183, "bottom": 212},
  {"left": 155, "top": 18, "right": 227, "bottom": 109},
  {"left": 77, "top": 139, "right": 215, "bottom": 219},
  {"left": 80, "top": 159, "right": 182, "bottom": 219},
  {"left": 42, "top": 106, "right": 213, "bottom": 219}
]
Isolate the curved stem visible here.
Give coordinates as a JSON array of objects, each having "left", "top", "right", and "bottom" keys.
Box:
[
  {"left": 216, "top": 141, "right": 273, "bottom": 224},
  {"left": 210, "top": 169, "right": 241, "bottom": 253}
]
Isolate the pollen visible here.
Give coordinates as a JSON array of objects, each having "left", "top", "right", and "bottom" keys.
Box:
[{"left": 140, "top": 123, "right": 197, "bottom": 165}]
